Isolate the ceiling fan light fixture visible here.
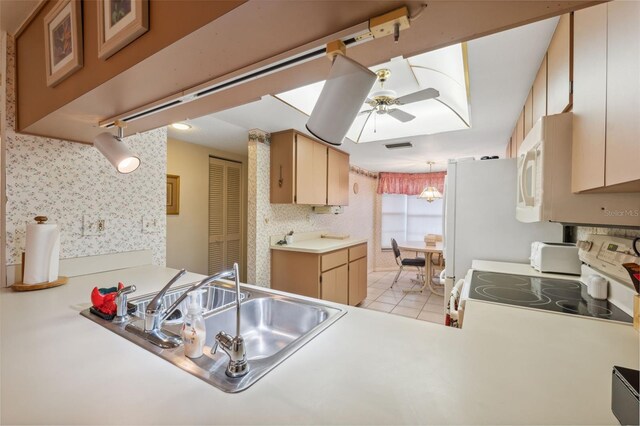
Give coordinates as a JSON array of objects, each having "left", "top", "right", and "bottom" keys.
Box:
[{"left": 306, "top": 53, "right": 377, "bottom": 146}]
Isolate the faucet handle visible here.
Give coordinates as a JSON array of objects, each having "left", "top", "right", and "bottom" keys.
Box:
[
  {"left": 117, "top": 285, "right": 136, "bottom": 296},
  {"left": 114, "top": 285, "right": 136, "bottom": 324},
  {"left": 211, "top": 331, "right": 232, "bottom": 355}
]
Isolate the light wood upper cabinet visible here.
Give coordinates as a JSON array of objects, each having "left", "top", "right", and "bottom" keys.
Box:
[
  {"left": 532, "top": 55, "right": 547, "bottom": 126},
  {"left": 572, "top": 4, "right": 607, "bottom": 192},
  {"left": 572, "top": 2, "right": 640, "bottom": 193},
  {"left": 515, "top": 110, "right": 525, "bottom": 154},
  {"left": 524, "top": 89, "right": 533, "bottom": 135},
  {"left": 270, "top": 130, "right": 349, "bottom": 205},
  {"left": 605, "top": 1, "right": 640, "bottom": 188},
  {"left": 327, "top": 149, "right": 350, "bottom": 206},
  {"left": 547, "top": 14, "right": 573, "bottom": 115},
  {"left": 296, "top": 134, "right": 327, "bottom": 205}
]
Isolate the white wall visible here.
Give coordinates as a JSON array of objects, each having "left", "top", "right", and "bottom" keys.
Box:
[
  {"left": 166, "top": 138, "right": 248, "bottom": 278},
  {"left": 3, "top": 35, "right": 166, "bottom": 275},
  {"left": 247, "top": 140, "right": 377, "bottom": 287}
]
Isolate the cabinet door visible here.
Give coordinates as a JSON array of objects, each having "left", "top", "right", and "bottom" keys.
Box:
[
  {"left": 524, "top": 89, "right": 533, "bottom": 137},
  {"left": 295, "top": 134, "right": 327, "bottom": 205},
  {"left": 321, "top": 265, "right": 348, "bottom": 304},
  {"left": 532, "top": 55, "right": 547, "bottom": 126},
  {"left": 572, "top": 4, "right": 607, "bottom": 192},
  {"left": 605, "top": 1, "right": 640, "bottom": 187},
  {"left": 327, "top": 148, "right": 350, "bottom": 206},
  {"left": 348, "top": 257, "right": 367, "bottom": 306},
  {"left": 547, "top": 14, "right": 572, "bottom": 115},
  {"left": 269, "top": 132, "right": 295, "bottom": 203},
  {"left": 515, "top": 110, "right": 525, "bottom": 154}
]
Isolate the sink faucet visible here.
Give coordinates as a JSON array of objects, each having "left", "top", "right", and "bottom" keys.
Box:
[
  {"left": 125, "top": 267, "right": 236, "bottom": 349},
  {"left": 211, "top": 263, "right": 249, "bottom": 378}
]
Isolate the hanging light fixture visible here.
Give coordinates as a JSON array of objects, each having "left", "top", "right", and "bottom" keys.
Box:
[
  {"left": 418, "top": 161, "right": 442, "bottom": 202},
  {"left": 93, "top": 121, "right": 140, "bottom": 174},
  {"left": 306, "top": 40, "right": 377, "bottom": 146}
]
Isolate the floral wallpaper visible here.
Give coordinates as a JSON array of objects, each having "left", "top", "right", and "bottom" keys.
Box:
[
  {"left": 3, "top": 35, "right": 167, "bottom": 267},
  {"left": 247, "top": 138, "right": 377, "bottom": 287}
]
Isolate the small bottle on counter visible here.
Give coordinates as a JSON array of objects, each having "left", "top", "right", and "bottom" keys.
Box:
[{"left": 182, "top": 291, "right": 206, "bottom": 358}]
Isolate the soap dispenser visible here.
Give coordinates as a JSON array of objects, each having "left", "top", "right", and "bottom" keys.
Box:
[{"left": 182, "top": 290, "right": 206, "bottom": 358}]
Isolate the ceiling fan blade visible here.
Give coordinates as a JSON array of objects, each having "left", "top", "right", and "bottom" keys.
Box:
[
  {"left": 359, "top": 109, "right": 374, "bottom": 116},
  {"left": 388, "top": 109, "right": 416, "bottom": 123},
  {"left": 394, "top": 88, "right": 439, "bottom": 105}
]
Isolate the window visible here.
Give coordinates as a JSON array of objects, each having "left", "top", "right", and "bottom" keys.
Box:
[{"left": 380, "top": 194, "right": 443, "bottom": 249}]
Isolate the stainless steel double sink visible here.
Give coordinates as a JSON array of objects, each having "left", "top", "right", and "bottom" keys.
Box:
[{"left": 80, "top": 282, "right": 345, "bottom": 392}]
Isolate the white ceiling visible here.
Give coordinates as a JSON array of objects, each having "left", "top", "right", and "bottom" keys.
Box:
[
  {"left": 275, "top": 44, "right": 470, "bottom": 143},
  {"left": 168, "top": 16, "right": 559, "bottom": 173}
]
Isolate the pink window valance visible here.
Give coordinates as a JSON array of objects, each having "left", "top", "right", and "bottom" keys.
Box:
[{"left": 376, "top": 172, "right": 446, "bottom": 196}]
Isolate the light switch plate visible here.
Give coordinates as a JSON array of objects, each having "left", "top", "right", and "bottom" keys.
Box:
[
  {"left": 142, "top": 216, "right": 161, "bottom": 234},
  {"left": 83, "top": 215, "right": 106, "bottom": 236}
]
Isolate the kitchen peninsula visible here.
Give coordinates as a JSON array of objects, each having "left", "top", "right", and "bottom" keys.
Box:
[{"left": 1, "top": 264, "right": 637, "bottom": 424}]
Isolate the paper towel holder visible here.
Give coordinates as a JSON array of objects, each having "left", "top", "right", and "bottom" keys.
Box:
[{"left": 11, "top": 216, "right": 68, "bottom": 292}]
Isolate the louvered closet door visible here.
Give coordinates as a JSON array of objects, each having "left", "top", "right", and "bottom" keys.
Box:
[{"left": 209, "top": 157, "right": 243, "bottom": 275}]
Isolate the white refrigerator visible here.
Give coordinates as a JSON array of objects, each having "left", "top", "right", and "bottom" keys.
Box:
[{"left": 443, "top": 158, "right": 563, "bottom": 293}]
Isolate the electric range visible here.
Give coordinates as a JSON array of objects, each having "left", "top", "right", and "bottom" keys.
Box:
[{"left": 468, "top": 270, "right": 633, "bottom": 323}]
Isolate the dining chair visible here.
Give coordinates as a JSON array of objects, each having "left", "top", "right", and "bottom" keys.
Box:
[{"left": 390, "top": 238, "right": 426, "bottom": 288}]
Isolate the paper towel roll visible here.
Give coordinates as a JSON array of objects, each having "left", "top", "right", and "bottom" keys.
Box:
[{"left": 23, "top": 223, "right": 60, "bottom": 285}]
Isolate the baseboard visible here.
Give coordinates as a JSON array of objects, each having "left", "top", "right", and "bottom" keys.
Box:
[{"left": 5, "top": 249, "right": 153, "bottom": 287}]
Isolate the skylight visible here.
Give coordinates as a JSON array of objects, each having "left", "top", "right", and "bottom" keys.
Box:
[{"left": 275, "top": 43, "right": 471, "bottom": 143}]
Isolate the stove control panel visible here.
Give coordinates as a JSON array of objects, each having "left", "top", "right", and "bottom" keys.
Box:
[{"left": 578, "top": 234, "right": 640, "bottom": 285}]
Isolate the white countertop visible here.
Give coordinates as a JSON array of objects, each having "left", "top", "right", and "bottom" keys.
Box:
[
  {"left": 1, "top": 265, "right": 638, "bottom": 424},
  {"left": 270, "top": 237, "right": 368, "bottom": 254}
]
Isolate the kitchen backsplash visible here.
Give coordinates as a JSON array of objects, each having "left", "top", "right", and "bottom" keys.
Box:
[
  {"left": 247, "top": 139, "right": 376, "bottom": 287},
  {"left": 3, "top": 35, "right": 166, "bottom": 268}
]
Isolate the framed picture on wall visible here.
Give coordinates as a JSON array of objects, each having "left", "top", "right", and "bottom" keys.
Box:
[
  {"left": 166, "top": 174, "right": 180, "bottom": 215},
  {"left": 43, "top": 0, "right": 83, "bottom": 87},
  {"left": 97, "top": 0, "right": 149, "bottom": 60}
]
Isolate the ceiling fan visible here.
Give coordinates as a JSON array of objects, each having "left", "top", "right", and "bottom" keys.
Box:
[{"left": 356, "top": 68, "right": 440, "bottom": 142}]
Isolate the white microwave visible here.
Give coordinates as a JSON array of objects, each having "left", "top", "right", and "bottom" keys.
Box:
[{"left": 516, "top": 113, "right": 639, "bottom": 226}]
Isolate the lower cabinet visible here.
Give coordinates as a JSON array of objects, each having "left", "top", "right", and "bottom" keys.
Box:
[
  {"left": 321, "top": 264, "right": 348, "bottom": 304},
  {"left": 271, "top": 242, "right": 368, "bottom": 306},
  {"left": 348, "top": 256, "right": 367, "bottom": 306}
]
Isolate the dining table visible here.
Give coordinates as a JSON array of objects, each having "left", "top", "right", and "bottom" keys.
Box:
[{"left": 396, "top": 240, "right": 445, "bottom": 295}]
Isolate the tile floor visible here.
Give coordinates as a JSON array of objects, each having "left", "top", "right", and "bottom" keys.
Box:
[{"left": 360, "top": 270, "right": 446, "bottom": 324}]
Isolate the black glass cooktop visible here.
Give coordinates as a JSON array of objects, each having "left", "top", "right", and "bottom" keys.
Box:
[{"left": 469, "top": 271, "right": 633, "bottom": 323}]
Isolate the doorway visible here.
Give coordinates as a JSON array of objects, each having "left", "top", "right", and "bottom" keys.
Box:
[{"left": 208, "top": 156, "right": 244, "bottom": 275}]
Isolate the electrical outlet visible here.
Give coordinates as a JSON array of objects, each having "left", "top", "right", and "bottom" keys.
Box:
[
  {"left": 142, "top": 216, "right": 161, "bottom": 234},
  {"left": 83, "top": 215, "right": 106, "bottom": 236}
]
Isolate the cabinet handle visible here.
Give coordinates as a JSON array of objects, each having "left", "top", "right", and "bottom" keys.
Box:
[{"left": 278, "top": 165, "right": 283, "bottom": 188}]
